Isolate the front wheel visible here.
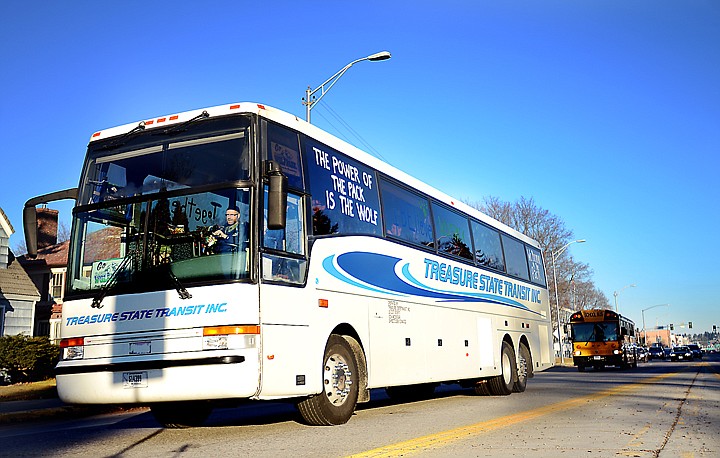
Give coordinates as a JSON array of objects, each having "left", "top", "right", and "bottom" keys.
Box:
[
  {"left": 487, "top": 341, "right": 516, "bottom": 396},
  {"left": 297, "top": 334, "right": 361, "bottom": 425}
]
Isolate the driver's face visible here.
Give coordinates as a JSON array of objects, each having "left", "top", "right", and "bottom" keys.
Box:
[{"left": 226, "top": 211, "right": 239, "bottom": 224}]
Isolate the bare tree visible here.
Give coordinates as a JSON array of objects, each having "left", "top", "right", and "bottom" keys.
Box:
[
  {"left": 466, "top": 195, "right": 609, "bottom": 336},
  {"left": 58, "top": 220, "right": 71, "bottom": 243},
  {"left": 12, "top": 239, "right": 27, "bottom": 256}
]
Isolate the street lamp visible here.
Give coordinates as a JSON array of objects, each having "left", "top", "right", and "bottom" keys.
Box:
[
  {"left": 551, "top": 239, "right": 586, "bottom": 364},
  {"left": 613, "top": 283, "right": 636, "bottom": 313},
  {"left": 642, "top": 304, "right": 669, "bottom": 346},
  {"left": 303, "top": 51, "right": 392, "bottom": 123}
]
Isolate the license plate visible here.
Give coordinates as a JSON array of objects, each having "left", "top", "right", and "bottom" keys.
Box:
[
  {"left": 593, "top": 356, "right": 602, "bottom": 360},
  {"left": 123, "top": 371, "right": 148, "bottom": 388}
]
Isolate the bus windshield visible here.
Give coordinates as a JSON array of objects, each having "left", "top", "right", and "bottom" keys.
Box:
[
  {"left": 68, "top": 115, "right": 253, "bottom": 297},
  {"left": 572, "top": 322, "right": 619, "bottom": 342},
  {"left": 81, "top": 117, "right": 250, "bottom": 204},
  {"left": 68, "top": 188, "right": 251, "bottom": 296}
]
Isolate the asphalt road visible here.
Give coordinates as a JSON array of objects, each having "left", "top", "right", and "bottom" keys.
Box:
[{"left": 1, "top": 355, "right": 718, "bottom": 457}]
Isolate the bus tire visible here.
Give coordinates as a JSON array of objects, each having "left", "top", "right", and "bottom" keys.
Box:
[
  {"left": 513, "top": 343, "right": 531, "bottom": 393},
  {"left": 297, "top": 334, "right": 360, "bottom": 426},
  {"left": 488, "top": 341, "right": 516, "bottom": 396},
  {"left": 473, "top": 379, "right": 491, "bottom": 396},
  {"left": 151, "top": 401, "right": 212, "bottom": 428}
]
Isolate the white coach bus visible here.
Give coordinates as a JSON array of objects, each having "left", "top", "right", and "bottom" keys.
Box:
[{"left": 24, "top": 102, "right": 553, "bottom": 427}]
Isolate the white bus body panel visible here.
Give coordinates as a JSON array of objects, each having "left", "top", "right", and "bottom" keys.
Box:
[
  {"left": 259, "top": 236, "right": 553, "bottom": 397},
  {"left": 56, "top": 283, "right": 261, "bottom": 404}
]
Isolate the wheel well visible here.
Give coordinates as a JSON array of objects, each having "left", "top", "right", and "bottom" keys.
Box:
[
  {"left": 503, "top": 334, "right": 514, "bottom": 349},
  {"left": 330, "top": 323, "right": 369, "bottom": 403}
]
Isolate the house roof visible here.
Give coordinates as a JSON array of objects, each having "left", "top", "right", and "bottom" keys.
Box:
[
  {"left": 0, "top": 207, "right": 14, "bottom": 238},
  {"left": 20, "top": 240, "right": 70, "bottom": 268},
  {"left": 0, "top": 250, "right": 41, "bottom": 300}
]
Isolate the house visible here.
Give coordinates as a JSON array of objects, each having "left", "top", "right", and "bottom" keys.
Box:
[
  {"left": 17, "top": 208, "right": 68, "bottom": 343},
  {"left": 0, "top": 207, "right": 41, "bottom": 336}
]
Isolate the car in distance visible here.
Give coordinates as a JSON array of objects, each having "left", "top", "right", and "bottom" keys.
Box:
[
  {"left": 669, "top": 346, "right": 693, "bottom": 361},
  {"left": 648, "top": 346, "right": 665, "bottom": 360},
  {"left": 687, "top": 344, "right": 703, "bottom": 360},
  {"left": 635, "top": 347, "right": 649, "bottom": 363}
]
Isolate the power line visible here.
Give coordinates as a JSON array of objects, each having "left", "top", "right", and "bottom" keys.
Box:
[{"left": 316, "top": 100, "right": 389, "bottom": 163}]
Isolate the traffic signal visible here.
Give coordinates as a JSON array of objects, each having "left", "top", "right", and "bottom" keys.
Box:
[
  {"left": 670, "top": 323, "right": 674, "bottom": 330},
  {"left": 688, "top": 321, "right": 692, "bottom": 329},
  {"left": 714, "top": 324, "right": 717, "bottom": 332}
]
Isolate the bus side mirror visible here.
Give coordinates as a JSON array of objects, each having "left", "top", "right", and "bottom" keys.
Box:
[
  {"left": 266, "top": 161, "right": 287, "bottom": 230},
  {"left": 23, "top": 188, "right": 78, "bottom": 258}
]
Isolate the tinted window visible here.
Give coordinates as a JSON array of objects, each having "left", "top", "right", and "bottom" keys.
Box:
[
  {"left": 266, "top": 122, "right": 303, "bottom": 190},
  {"left": 502, "top": 234, "right": 530, "bottom": 281},
  {"left": 86, "top": 133, "right": 249, "bottom": 203},
  {"left": 471, "top": 220, "right": 505, "bottom": 271},
  {"left": 304, "top": 137, "right": 381, "bottom": 236},
  {"left": 525, "top": 245, "right": 546, "bottom": 286},
  {"left": 432, "top": 203, "right": 472, "bottom": 260},
  {"left": 380, "top": 179, "right": 433, "bottom": 248}
]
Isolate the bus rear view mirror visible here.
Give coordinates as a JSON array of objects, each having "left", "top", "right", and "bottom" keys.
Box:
[
  {"left": 266, "top": 161, "right": 287, "bottom": 230},
  {"left": 23, "top": 188, "right": 78, "bottom": 258}
]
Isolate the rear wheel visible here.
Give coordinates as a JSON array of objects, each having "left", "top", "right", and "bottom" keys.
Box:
[
  {"left": 297, "top": 334, "right": 361, "bottom": 425},
  {"left": 473, "top": 379, "right": 491, "bottom": 395},
  {"left": 513, "top": 343, "right": 531, "bottom": 393},
  {"left": 488, "top": 341, "right": 516, "bottom": 396},
  {"left": 151, "top": 401, "right": 212, "bottom": 428}
]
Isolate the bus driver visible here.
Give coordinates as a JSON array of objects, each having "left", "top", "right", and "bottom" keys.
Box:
[{"left": 213, "top": 205, "right": 243, "bottom": 253}]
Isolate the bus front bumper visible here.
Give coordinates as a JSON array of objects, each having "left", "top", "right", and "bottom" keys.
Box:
[{"left": 56, "top": 354, "right": 260, "bottom": 404}]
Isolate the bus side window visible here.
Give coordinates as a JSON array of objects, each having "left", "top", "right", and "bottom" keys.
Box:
[
  {"left": 380, "top": 179, "right": 434, "bottom": 248},
  {"left": 262, "top": 191, "right": 307, "bottom": 283},
  {"left": 471, "top": 220, "right": 505, "bottom": 272},
  {"left": 501, "top": 234, "right": 530, "bottom": 281},
  {"left": 432, "top": 202, "right": 472, "bottom": 260}
]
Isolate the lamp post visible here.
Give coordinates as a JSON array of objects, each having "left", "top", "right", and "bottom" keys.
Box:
[
  {"left": 303, "top": 51, "right": 391, "bottom": 123},
  {"left": 642, "top": 304, "right": 669, "bottom": 346},
  {"left": 551, "top": 239, "right": 586, "bottom": 364},
  {"left": 613, "top": 283, "right": 636, "bottom": 313}
]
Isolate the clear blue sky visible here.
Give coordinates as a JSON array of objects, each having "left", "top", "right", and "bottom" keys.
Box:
[{"left": 1, "top": 2, "right": 718, "bottom": 333}]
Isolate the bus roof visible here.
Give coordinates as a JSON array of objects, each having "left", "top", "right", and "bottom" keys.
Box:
[{"left": 88, "top": 102, "right": 541, "bottom": 249}]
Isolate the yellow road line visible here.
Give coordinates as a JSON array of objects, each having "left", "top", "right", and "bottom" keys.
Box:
[{"left": 350, "top": 370, "right": 680, "bottom": 458}]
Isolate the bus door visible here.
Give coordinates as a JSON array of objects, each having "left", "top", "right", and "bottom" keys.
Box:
[{"left": 257, "top": 190, "right": 312, "bottom": 397}]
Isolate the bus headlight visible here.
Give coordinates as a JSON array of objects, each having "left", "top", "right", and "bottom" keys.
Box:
[
  {"left": 59, "top": 337, "right": 85, "bottom": 361},
  {"left": 613, "top": 349, "right": 622, "bottom": 355},
  {"left": 203, "top": 325, "right": 259, "bottom": 350},
  {"left": 574, "top": 350, "right": 582, "bottom": 356}
]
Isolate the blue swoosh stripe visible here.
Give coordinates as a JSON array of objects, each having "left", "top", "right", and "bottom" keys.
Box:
[{"left": 323, "top": 251, "right": 540, "bottom": 316}]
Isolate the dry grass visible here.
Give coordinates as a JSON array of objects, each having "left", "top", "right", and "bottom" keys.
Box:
[{"left": 0, "top": 379, "right": 58, "bottom": 402}]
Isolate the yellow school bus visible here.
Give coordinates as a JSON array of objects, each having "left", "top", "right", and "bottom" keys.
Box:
[{"left": 569, "top": 309, "right": 638, "bottom": 371}]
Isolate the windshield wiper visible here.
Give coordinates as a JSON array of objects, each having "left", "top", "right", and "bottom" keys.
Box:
[
  {"left": 91, "top": 248, "right": 136, "bottom": 309},
  {"left": 99, "top": 121, "right": 147, "bottom": 151},
  {"left": 167, "top": 268, "right": 192, "bottom": 300},
  {"left": 156, "top": 110, "right": 210, "bottom": 135}
]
